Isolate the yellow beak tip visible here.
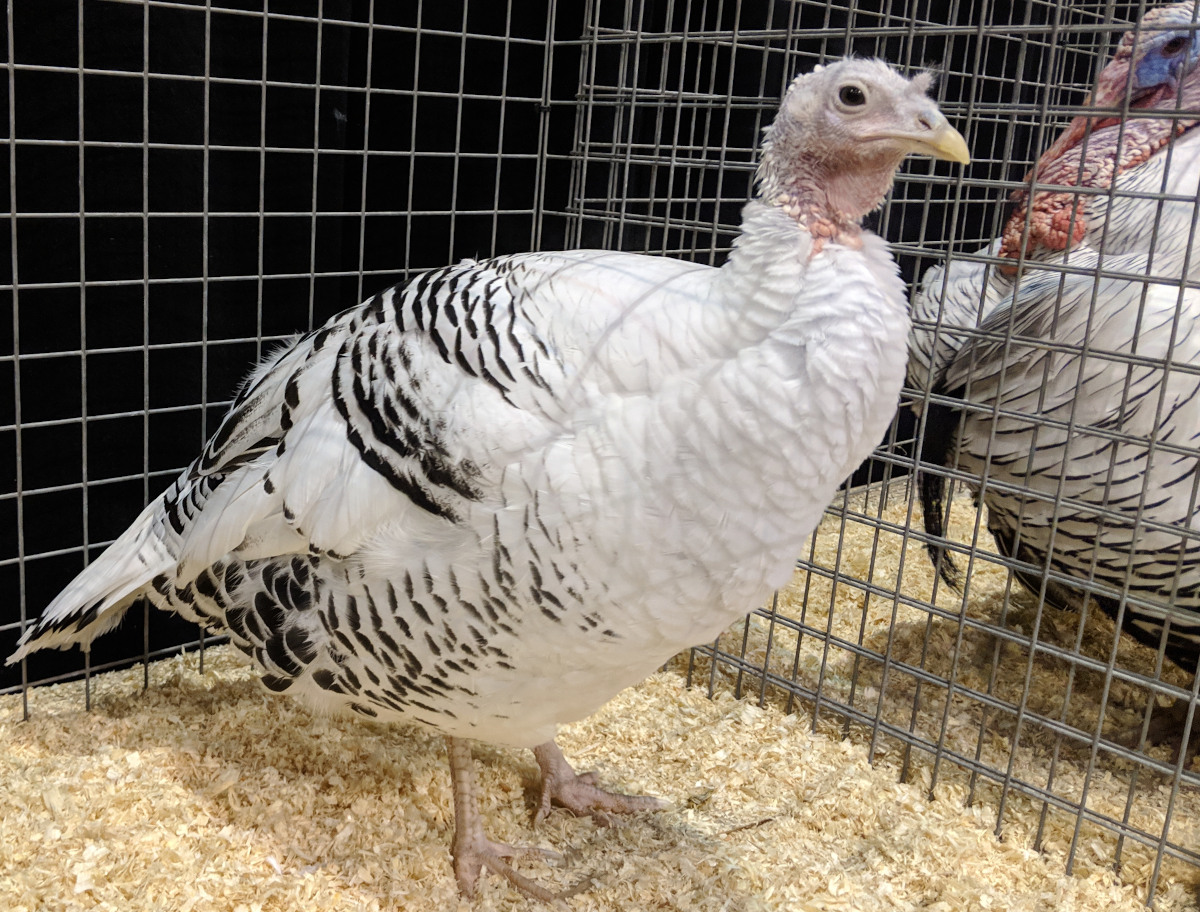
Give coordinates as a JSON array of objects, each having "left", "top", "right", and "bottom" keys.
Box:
[{"left": 931, "top": 127, "right": 971, "bottom": 165}]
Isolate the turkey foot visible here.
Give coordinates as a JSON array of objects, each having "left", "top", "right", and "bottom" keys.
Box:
[
  {"left": 446, "top": 737, "right": 562, "bottom": 901},
  {"left": 533, "top": 740, "right": 666, "bottom": 826}
]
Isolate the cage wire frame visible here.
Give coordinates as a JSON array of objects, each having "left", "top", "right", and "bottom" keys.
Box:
[
  {"left": 2, "top": 0, "right": 1200, "bottom": 905},
  {"left": 572, "top": 0, "right": 1200, "bottom": 899}
]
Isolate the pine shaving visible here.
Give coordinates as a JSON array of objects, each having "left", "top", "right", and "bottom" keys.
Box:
[
  {"left": 679, "top": 488, "right": 1200, "bottom": 910},
  {"left": 2, "top": 489, "right": 1198, "bottom": 909}
]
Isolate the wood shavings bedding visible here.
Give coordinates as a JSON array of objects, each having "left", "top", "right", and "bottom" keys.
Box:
[
  {"left": 681, "top": 488, "right": 1200, "bottom": 908},
  {"left": 3, "top": 640, "right": 1196, "bottom": 911}
]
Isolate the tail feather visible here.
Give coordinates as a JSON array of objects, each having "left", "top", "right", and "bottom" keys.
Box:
[
  {"left": 7, "top": 498, "right": 176, "bottom": 663},
  {"left": 915, "top": 394, "right": 965, "bottom": 590}
]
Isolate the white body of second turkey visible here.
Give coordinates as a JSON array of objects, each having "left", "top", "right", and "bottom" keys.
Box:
[
  {"left": 909, "top": 1, "right": 1200, "bottom": 676},
  {"left": 910, "top": 121, "right": 1200, "bottom": 401}
]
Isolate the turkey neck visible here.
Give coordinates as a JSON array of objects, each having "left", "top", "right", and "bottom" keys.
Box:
[
  {"left": 761, "top": 149, "right": 907, "bottom": 245},
  {"left": 647, "top": 199, "right": 910, "bottom": 582}
]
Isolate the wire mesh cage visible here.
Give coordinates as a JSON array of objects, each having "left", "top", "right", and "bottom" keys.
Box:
[{"left": 3, "top": 0, "right": 1200, "bottom": 906}]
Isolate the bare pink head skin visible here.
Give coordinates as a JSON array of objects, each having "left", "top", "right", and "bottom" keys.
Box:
[
  {"left": 1000, "top": 1, "right": 1200, "bottom": 266},
  {"left": 756, "top": 59, "right": 969, "bottom": 250}
]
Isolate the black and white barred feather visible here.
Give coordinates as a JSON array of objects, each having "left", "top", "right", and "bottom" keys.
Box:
[{"left": 917, "top": 259, "right": 1200, "bottom": 670}]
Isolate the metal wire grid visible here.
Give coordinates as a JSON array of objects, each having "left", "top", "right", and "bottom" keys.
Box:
[
  {"left": 559, "top": 0, "right": 1200, "bottom": 902},
  {"left": 0, "top": 0, "right": 578, "bottom": 696},
  {"left": 4, "top": 0, "right": 1199, "bottom": 904},
  {"left": 616, "top": 1, "right": 1199, "bottom": 903},
  {"left": 565, "top": 1, "right": 1135, "bottom": 265}
]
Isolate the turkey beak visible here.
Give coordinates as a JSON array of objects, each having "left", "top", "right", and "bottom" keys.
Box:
[
  {"left": 878, "top": 101, "right": 970, "bottom": 165},
  {"left": 906, "top": 106, "right": 971, "bottom": 164}
]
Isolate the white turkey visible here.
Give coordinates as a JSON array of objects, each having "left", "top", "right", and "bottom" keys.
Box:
[
  {"left": 910, "top": 0, "right": 1200, "bottom": 398},
  {"left": 9, "top": 58, "right": 968, "bottom": 899},
  {"left": 910, "top": 1, "right": 1200, "bottom": 737}
]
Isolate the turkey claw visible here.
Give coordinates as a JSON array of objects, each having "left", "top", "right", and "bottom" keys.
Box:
[{"left": 533, "top": 741, "right": 665, "bottom": 826}]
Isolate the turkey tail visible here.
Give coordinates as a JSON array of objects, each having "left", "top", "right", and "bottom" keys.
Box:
[
  {"left": 915, "top": 393, "right": 963, "bottom": 590},
  {"left": 7, "top": 495, "right": 176, "bottom": 663}
]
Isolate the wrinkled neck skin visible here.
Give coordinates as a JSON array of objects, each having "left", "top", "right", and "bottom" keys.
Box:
[
  {"left": 757, "top": 148, "right": 903, "bottom": 249},
  {"left": 1000, "top": 118, "right": 1194, "bottom": 264},
  {"left": 1000, "top": 75, "right": 1200, "bottom": 265}
]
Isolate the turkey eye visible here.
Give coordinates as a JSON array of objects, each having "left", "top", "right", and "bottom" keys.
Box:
[
  {"left": 838, "top": 84, "right": 866, "bottom": 107},
  {"left": 1163, "top": 35, "right": 1190, "bottom": 56}
]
